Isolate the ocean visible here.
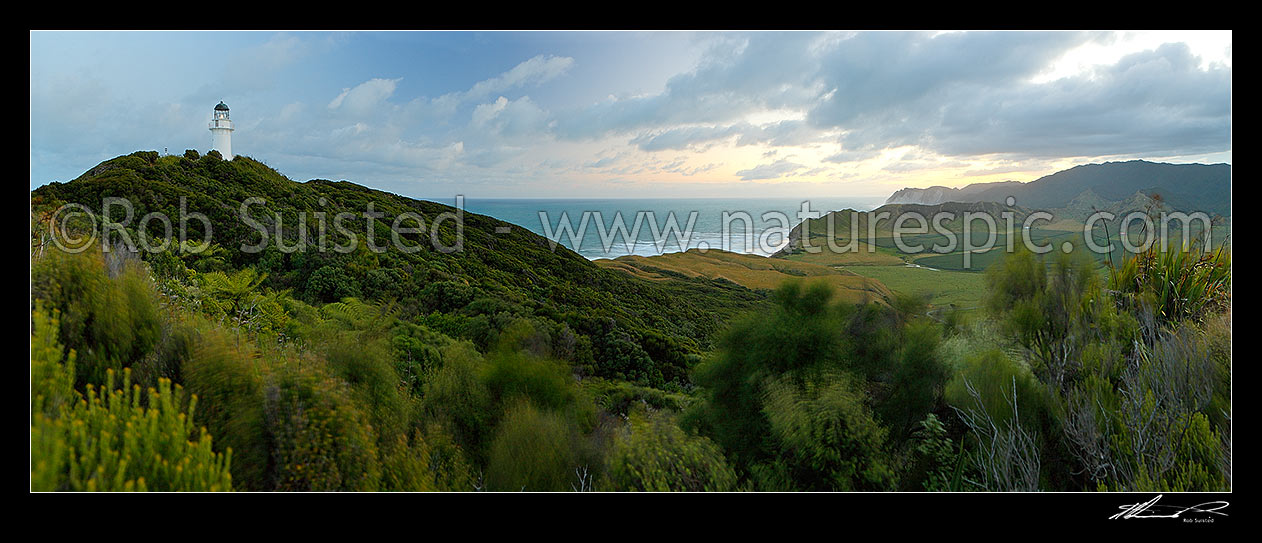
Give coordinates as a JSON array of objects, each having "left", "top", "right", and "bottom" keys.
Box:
[{"left": 443, "top": 197, "right": 887, "bottom": 260}]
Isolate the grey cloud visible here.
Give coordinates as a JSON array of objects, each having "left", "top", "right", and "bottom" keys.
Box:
[
  {"left": 734, "top": 120, "right": 828, "bottom": 148},
  {"left": 629, "top": 119, "right": 828, "bottom": 152},
  {"left": 823, "top": 148, "right": 882, "bottom": 163},
  {"left": 470, "top": 95, "right": 551, "bottom": 139},
  {"left": 556, "top": 31, "right": 1227, "bottom": 165},
  {"left": 463, "top": 55, "right": 574, "bottom": 101},
  {"left": 586, "top": 155, "right": 619, "bottom": 168},
  {"left": 33, "top": 31, "right": 1230, "bottom": 193},
  {"left": 630, "top": 125, "right": 741, "bottom": 151},
  {"left": 925, "top": 42, "right": 1230, "bottom": 159},
  {"left": 263, "top": 54, "right": 575, "bottom": 174},
  {"left": 552, "top": 32, "right": 824, "bottom": 141},
  {"left": 328, "top": 78, "right": 402, "bottom": 113},
  {"left": 461, "top": 145, "right": 528, "bottom": 168},
  {"left": 807, "top": 31, "right": 1095, "bottom": 128},
  {"left": 734, "top": 159, "right": 805, "bottom": 180}
]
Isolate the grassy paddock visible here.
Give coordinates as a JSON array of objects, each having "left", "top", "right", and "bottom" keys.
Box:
[{"left": 838, "top": 264, "right": 988, "bottom": 309}]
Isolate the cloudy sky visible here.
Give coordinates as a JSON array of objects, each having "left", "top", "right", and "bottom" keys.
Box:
[{"left": 30, "top": 30, "right": 1231, "bottom": 199}]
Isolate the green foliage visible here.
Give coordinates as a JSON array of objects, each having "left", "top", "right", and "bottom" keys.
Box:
[
  {"left": 413, "top": 423, "right": 475, "bottom": 491},
  {"left": 31, "top": 304, "right": 76, "bottom": 418},
  {"left": 31, "top": 249, "right": 162, "bottom": 388},
  {"left": 970, "top": 244, "right": 1231, "bottom": 492},
  {"left": 418, "top": 280, "right": 477, "bottom": 313},
  {"left": 484, "top": 401, "right": 578, "bottom": 491},
  {"left": 1201, "top": 311, "right": 1231, "bottom": 431},
  {"left": 414, "top": 327, "right": 599, "bottom": 489},
  {"left": 878, "top": 319, "right": 949, "bottom": 439},
  {"left": 690, "top": 280, "right": 845, "bottom": 468},
  {"left": 364, "top": 267, "right": 408, "bottom": 301},
  {"left": 318, "top": 333, "right": 420, "bottom": 489},
  {"left": 28, "top": 152, "right": 1231, "bottom": 493},
  {"left": 201, "top": 267, "right": 265, "bottom": 312},
  {"left": 200, "top": 267, "right": 290, "bottom": 333},
  {"left": 945, "top": 349, "right": 1047, "bottom": 430},
  {"left": 911, "top": 413, "right": 966, "bottom": 492},
  {"left": 391, "top": 321, "right": 455, "bottom": 396},
  {"left": 1063, "top": 322, "right": 1227, "bottom": 492},
  {"left": 483, "top": 350, "right": 577, "bottom": 413},
  {"left": 31, "top": 367, "right": 232, "bottom": 491},
  {"left": 985, "top": 248, "right": 1133, "bottom": 390},
  {"left": 421, "top": 342, "right": 494, "bottom": 463},
  {"left": 180, "top": 323, "right": 270, "bottom": 489},
  {"left": 33, "top": 153, "right": 767, "bottom": 395},
  {"left": 584, "top": 378, "right": 686, "bottom": 416},
  {"left": 690, "top": 279, "right": 947, "bottom": 489},
  {"left": 758, "top": 373, "right": 896, "bottom": 491},
  {"left": 605, "top": 409, "right": 736, "bottom": 492},
  {"left": 306, "top": 265, "right": 361, "bottom": 303},
  {"left": 593, "top": 327, "right": 662, "bottom": 387},
  {"left": 263, "top": 362, "right": 382, "bottom": 491},
  {"left": 1109, "top": 243, "right": 1230, "bottom": 327}
]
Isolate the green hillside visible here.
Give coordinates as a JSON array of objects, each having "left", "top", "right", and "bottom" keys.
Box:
[{"left": 31, "top": 150, "right": 765, "bottom": 388}]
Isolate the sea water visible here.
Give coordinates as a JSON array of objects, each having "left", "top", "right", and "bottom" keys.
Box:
[{"left": 444, "top": 197, "right": 886, "bottom": 260}]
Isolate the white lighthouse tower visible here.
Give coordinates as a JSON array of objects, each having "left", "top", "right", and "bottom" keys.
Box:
[{"left": 209, "top": 101, "right": 234, "bottom": 159}]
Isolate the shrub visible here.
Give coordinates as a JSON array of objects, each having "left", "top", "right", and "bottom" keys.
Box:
[
  {"left": 945, "top": 348, "right": 1047, "bottom": 431},
  {"left": 1109, "top": 243, "right": 1230, "bottom": 327},
  {"left": 758, "top": 373, "right": 896, "bottom": 491},
  {"left": 605, "top": 410, "right": 736, "bottom": 492},
  {"left": 31, "top": 304, "right": 76, "bottom": 418},
  {"left": 483, "top": 350, "right": 576, "bottom": 412},
  {"left": 689, "top": 280, "right": 848, "bottom": 467},
  {"left": 180, "top": 323, "right": 270, "bottom": 489},
  {"left": 1062, "top": 323, "right": 1227, "bottom": 492},
  {"left": 200, "top": 267, "right": 288, "bottom": 332},
  {"left": 391, "top": 322, "right": 453, "bottom": 397},
  {"left": 31, "top": 248, "right": 162, "bottom": 388},
  {"left": 877, "top": 319, "right": 949, "bottom": 439},
  {"left": 985, "top": 248, "right": 1129, "bottom": 390},
  {"left": 31, "top": 369, "right": 233, "bottom": 492},
  {"left": 484, "top": 401, "right": 578, "bottom": 491},
  {"left": 691, "top": 279, "right": 944, "bottom": 479},
  {"left": 306, "top": 265, "right": 361, "bottom": 303},
  {"left": 421, "top": 342, "right": 494, "bottom": 463},
  {"left": 263, "top": 363, "right": 382, "bottom": 491},
  {"left": 416, "top": 423, "right": 475, "bottom": 491},
  {"left": 910, "top": 413, "right": 966, "bottom": 492},
  {"left": 593, "top": 327, "right": 661, "bottom": 387}
]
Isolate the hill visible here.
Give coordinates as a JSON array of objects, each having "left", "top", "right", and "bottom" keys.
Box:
[
  {"left": 594, "top": 248, "right": 892, "bottom": 303},
  {"left": 773, "top": 200, "right": 1028, "bottom": 259},
  {"left": 883, "top": 160, "right": 1231, "bottom": 215},
  {"left": 30, "top": 150, "right": 769, "bottom": 388},
  {"left": 886, "top": 181, "right": 1024, "bottom": 205}
]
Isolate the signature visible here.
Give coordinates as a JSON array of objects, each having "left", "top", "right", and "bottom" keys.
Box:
[{"left": 1110, "top": 494, "right": 1230, "bottom": 520}]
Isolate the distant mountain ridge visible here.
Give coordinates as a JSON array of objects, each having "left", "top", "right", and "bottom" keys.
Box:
[
  {"left": 885, "top": 160, "right": 1231, "bottom": 215},
  {"left": 886, "top": 181, "right": 1024, "bottom": 206}
]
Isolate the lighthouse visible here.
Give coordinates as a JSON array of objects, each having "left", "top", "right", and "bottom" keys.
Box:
[{"left": 209, "top": 101, "right": 234, "bottom": 159}]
